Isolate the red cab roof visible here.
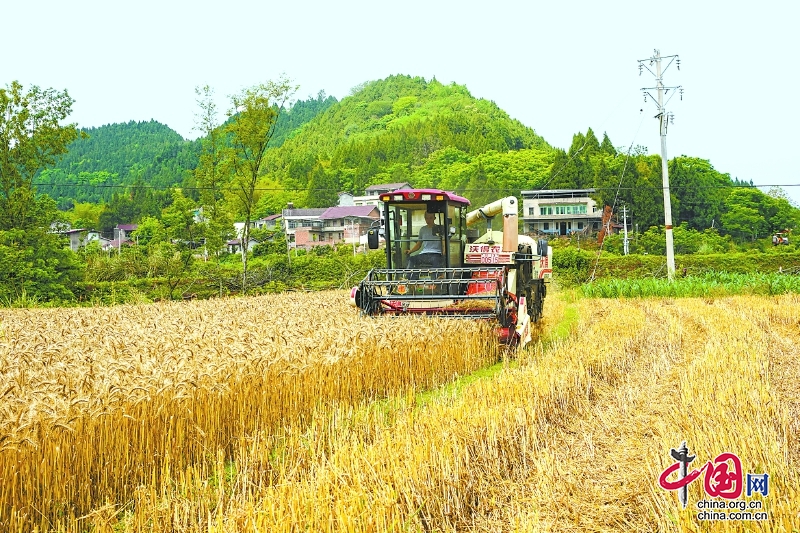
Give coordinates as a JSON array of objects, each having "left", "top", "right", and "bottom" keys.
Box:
[{"left": 377, "top": 189, "right": 470, "bottom": 206}]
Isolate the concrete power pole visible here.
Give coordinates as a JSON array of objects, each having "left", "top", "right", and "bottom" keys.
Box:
[
  {"left": 622, "top": 205, "right": 629, "bottom": 255},
  {"left": 639, "top": 49, "right": 683, "bottom": 280}
]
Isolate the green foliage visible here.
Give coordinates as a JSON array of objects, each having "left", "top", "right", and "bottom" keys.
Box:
[
  {"left": 35, "top": 90, "right": 335, "bottom": 210},
  {"left": 0, "top": 81, "right": 84, "bottom": 302},
  {"left": 96, "top": 184, "right": 169, "bottom": 233},
  {"left": 37, "top": 120, "right": 198, "bottom": 207},
  {"left": 668, "top": 157, "right": 730, "bottom": 229},
  {"left": 720, "top": 188, "right": 768, "bottom": 240},
  {"left": 269, "top": 90, "right": 338, "bottom": 148},
  {"left": 602, "top": 224, "right": 733, "bottom": 255},
  {"left": 1, "top": 81, "right": 80, "bottom": 229},
  {"left": 552, "top": 246, "right": 595, "bottom": 286},
  {"left": 265, "top": 75, "right": 552, "bottom": 197},
  {"left": 0, "top": 227, "right": 83, "bottom": 303},
  {"left": 555, "top": 248, "right": 800, "bottom": 286},
  {"left": 719, "top": 187, "right": 800, "bottom": 241},
  {"left": 65, "top": 201, "right": 103, "bottom": 229},
  {"left": 580, "top": 272, "right": 800, "bottom": 298}
]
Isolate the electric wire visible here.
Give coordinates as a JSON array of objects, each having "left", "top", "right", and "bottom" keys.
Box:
[
  {"left": 588, "top": 112, "right": 647, "bottom": 282},
  {"left": 30, "top": 182, "right": 800, "bottom": 193}
]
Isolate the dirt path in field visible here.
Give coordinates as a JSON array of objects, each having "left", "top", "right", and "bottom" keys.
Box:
[{"left": 526, "top": 297, "right": 799, "bottom": 532}]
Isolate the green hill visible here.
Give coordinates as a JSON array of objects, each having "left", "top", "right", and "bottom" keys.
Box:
[
  {"left": 36, "top": 92, "right": 338, "bottom": 209},
  {"left": 32, "top": 74, "right": 799, "bottom": 238},
  {"left": 266, "top": 75, "right": 555, "bottom": 207}
]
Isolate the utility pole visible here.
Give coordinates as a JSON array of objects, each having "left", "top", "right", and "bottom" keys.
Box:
[
  {"left": 349, "top": 217, "right": 357, "bottom": 256},
  {"left": 639, "top": 49, "right": 683, "bottom": 280},
  {"left": 622, "top": 205, "right": 629, "bottom": 255}
]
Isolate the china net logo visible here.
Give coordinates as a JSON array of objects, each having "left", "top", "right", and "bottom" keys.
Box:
[{"left": 658, "top": 441, "right": 769, "bottom": 521}]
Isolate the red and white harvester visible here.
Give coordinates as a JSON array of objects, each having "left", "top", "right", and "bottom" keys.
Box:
[{"left": 350, "top": 189, "right": 552, "bottom": 348}]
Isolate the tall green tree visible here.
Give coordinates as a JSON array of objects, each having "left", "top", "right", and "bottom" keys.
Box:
[
  {"left": 193, "top": 85, "right": 231, "bottom": 261},
  {"left": 600, "top": 132, "right": 617, "bottom": 155},
  {"left": 1, "top": 81, "right": 80, "bottom": 229},
  {"left": 225, "top": 76, "right": 298, "bottom": 292},
  {"left": 720, "top": 188, "right": 769, "bottom": 240},
  {"left": 0, "top": 81, "right": 82, "bottom": 302},
  {"left": 668, "top": 157, "right": 730, "bottom": 230},
  {"left": 306, "top": 162, "right": 340, "bottom": 208}
]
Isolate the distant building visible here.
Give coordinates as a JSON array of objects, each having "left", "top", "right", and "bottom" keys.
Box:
[
  {"left": 292, "top": 205, "right": 380, "bottom": 250},
  {"left": 54, "top": 223, "right": 134, "bottom": 252},
  {"left": 115, "top": 224, "right": 138, "bottom": 242},
  {"left": 337, "top": 192, "right": 354, "bottom": 207},
  {"left": 353, "top": 182, "right": 412, "bottom": 207},
  {"left": 281, "top": 205, "right": 327, "bottom": 248},
  {"left": 226, "top": 237, "right": 260, "bottom": 255},
  {"left": 521, "top": 189, "right": 603, "bottom": 236},
  {"left": 61, "top": 228, "right": 88, "bottom": 252},
  {"left": 253, "top": 213, "right": 282, "bottom": 230}
]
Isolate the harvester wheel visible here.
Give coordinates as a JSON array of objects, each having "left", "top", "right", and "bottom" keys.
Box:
[{"left": 529, "top": 279, "right": 545, "bottom": 323}]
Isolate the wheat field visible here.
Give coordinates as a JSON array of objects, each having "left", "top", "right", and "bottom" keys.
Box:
[{"left": 0, "top": 290, "right": 797, "bottom": 532}]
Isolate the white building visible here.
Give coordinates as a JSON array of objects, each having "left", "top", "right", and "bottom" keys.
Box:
[
  {"left": 353, "top": 182, "right": 411, "bottom": 207},
  {"left": 521, "top": 189, "right": 603, "bottom": 236}
]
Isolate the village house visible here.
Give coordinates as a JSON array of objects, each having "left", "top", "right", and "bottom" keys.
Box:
[
  {"left": 521, "top": 189, "right": 603, "bottom": 236},
  {"left": 226, "top": 237, "right": 260, "bottom": 255},
  {"left": 352, "top": 182, "right": 411, "bottom": 207},
  {"left": 292, "top": 205, "right": 380, "bottom": 250},
  {"left": 281, "top": 205, "right": 327, "bottom": 249},
  {"left": 254, "top": 213, "right": 282, "bottom": 230}
]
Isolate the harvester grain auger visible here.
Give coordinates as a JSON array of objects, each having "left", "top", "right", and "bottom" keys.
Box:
[{"left": 349, "top": 189, "right": 552, "bottom": 348}]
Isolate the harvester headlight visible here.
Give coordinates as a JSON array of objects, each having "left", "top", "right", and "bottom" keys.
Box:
[{"left": 393, "top": 195, "right": 403, "bottom": 201}]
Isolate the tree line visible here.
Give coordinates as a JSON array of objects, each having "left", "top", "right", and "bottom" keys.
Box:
[{"left": 2, "top": 75, "right": 799, "bottom": 305}]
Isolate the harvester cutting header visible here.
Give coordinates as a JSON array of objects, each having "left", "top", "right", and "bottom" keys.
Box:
[{"left": 350, "top": 189, "right": 552, "bottom": 347}]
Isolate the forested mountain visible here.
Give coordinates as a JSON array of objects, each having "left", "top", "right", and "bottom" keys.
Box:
[
  {"left": 264, "top": 75, "right": 554, "bottom": 208},
  {"left": 37, "top": 120, "right": 198, "bottom": 208},
  {"left": 269, "top": 90, "right": 338, "bottom": 147},
  {"left": 35, "top": 92, "right": 338, "bottom": 209},
  {"left": 33, "top": 74, "right": 799, "bottom": 239}
]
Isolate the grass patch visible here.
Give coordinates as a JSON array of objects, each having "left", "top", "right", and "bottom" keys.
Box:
[
  {"left": 416, "top": 289, "right": 580, "bottom": 407},
  {"left": 579, "top": 271, "right": 800, "bottom": 299}
]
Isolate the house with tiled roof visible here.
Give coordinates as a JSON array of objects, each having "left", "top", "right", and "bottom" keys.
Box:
[
  {"left": 115, "top": 224, "right": 138, "bottom": 242},
  {"left": 292, "top": 205, "right": 380, "bottom": 250}
]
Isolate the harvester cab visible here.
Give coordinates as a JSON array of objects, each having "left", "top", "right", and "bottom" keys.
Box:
[{"left": 352, "top": 189, "right": 553, "bottom": 348}]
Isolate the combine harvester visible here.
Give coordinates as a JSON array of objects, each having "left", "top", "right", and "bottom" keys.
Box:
[{"left": 350, "top": 189, "right": 552, "bottom": 348}]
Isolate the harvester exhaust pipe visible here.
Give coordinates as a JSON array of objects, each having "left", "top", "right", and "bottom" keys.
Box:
[
  {"left": 465, "top": 196, "right": 519, "bottom": 252},
  {"left": 503, "top": 212, "right": 518, "bottom": 252}
]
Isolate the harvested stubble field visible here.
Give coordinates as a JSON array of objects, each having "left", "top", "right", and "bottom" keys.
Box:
[{"left": 0, "top": 290, "right": 798, "bottom": 532}]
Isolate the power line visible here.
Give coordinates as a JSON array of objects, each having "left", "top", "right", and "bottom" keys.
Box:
[{"left": 30, "top": 181, "right": 800, "bottom": 193}]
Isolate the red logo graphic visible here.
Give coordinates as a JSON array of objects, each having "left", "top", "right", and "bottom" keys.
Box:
[{"left": 659, "top": 451, "right": 743, "bottom": 499}]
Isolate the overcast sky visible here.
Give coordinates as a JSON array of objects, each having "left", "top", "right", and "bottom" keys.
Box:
[{"left": 4, "top": 0, "right": 798, "bottom": 204}]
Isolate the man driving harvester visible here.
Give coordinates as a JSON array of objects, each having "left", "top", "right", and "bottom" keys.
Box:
[{"left": 405, "top": 210, "right": 444, "bottom": 268}]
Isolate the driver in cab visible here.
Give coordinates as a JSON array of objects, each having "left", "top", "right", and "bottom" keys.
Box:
[{"left": 405, "top": 211, "right": 443, "bottom": 268}]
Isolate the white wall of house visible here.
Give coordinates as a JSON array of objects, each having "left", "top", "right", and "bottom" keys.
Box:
[{"left": 521, "top": 189, "right": 603, "bottom": 236}]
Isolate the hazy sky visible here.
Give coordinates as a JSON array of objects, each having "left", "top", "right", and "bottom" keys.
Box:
[{"left": 4, "top": 0, "right": 798, "bottom": 204}]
